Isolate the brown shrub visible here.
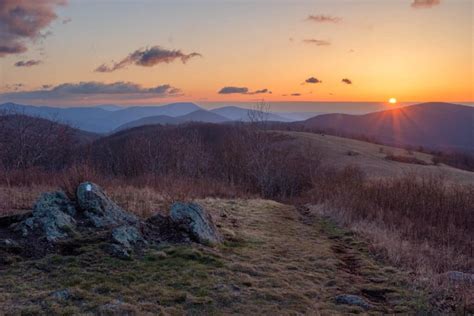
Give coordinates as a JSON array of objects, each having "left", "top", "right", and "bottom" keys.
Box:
[{"left": 305, "top": 167, "right": 474, "bottom": 273}]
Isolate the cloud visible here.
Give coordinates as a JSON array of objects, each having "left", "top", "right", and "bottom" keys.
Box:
[
  {"left": 95, "top": 46, "right": 201, "bottom": 72},
  {"left": 3, "top": 83, "right": 24, "bottom": 91},
  {"left": 303, "top": 39, "right": 331, "bottom": 46},
  {"left": 0, "top": 0, "right": 66, "bottom": 57},
  {"left": 291, "top": 93, "right": 301, "bottom": 96},
  {"left": 218, "top": 86, "right": 271, "bottom": 95},
  {"left": 307, "top": 15, "right": 342, "bottom": 23},
  {"left": 14, "top": 59, "right": 42, "bottom": 67},
  {"left": 411, "top": 0, "right": 440, "bottom": 8},
  {"left": 0, "top": 81, "right": 182, "bottom": 102},
  {"left": 305, "top": 77, "right": 322, "bottom": 84},
  {"left": 252, "top": 88, "right": 272, "bottom": 95},
  {"left": 341, "top": 78, "right": 352, "bottom": 84}
]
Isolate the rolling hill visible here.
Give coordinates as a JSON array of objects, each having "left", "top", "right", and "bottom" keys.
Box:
[
  {"left": 301, "top": 102, "right": 474, "bottom": 152},
  {"left": 281, "top": 131, "right": 474, "bottom": 185}
]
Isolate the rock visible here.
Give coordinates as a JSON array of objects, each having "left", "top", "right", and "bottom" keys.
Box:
[
  {"left": 144, "top": 213, "right": 191, "bottom": 243},
  {"left": 170, "top": 202, "right": 221, "bottom": 245},
  {"left": 102, "top": 243, "right": 131, "bottom": 260},
  {"left": 76, "top": 182, "right": 139, "bottom": 228},
  {"left": 15, "top": 192, "right": 76, "bottom": 242},
  {"left": 0, "top": 238, "right": 22, "bottom": 253},
  {"left": 51, "top": 289, "right": 71, "bottom": 300},
  {"left": 445, "top": 271, "right": 474, "bottom": 284},
  {"left": 111, "top": 225, "right": 145, "bottom": 249},
  {"left": 97, "top": 299, "right": 136, "bottom": 315},
  {"left": 335, "top": 294, "right": 371, "bottom": 310}
]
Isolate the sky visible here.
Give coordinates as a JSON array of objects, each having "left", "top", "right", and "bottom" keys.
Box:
[{"left": 0, "top": 0, "right": 472, "bottom": 109}]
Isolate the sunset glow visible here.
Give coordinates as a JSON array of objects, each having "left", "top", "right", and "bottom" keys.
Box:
[
  {"left": 389, "top": 98, "right": 397, "bottom": 104},
  {"left": 0, "top": 0, "right": 472, "bottom": 108}
]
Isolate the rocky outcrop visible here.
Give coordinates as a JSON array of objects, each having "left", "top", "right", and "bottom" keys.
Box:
[
  {"left": 14, "top": 192, "right": 77, "bottom": 242},
  {"left": 76, "top": 182, "right": 139, "bottom": 228},
  {"left": 0, "top": 182, "right": 221, "bottom": 262},
  {"left": 170, "top": 202, "right": 222, "bottom": 245}
]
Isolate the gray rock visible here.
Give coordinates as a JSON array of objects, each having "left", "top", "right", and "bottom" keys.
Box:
[
  {"left": 0, "top": 238, "right": 21, "bottom": 253},
  {"left": 51, "top": 289, "right": 71, "bottom": 300},
  {"left": 76, "top": 182, "right": 138, "bottom": 228},
  {"left": 103, "top": 243, "right": 131, "bottom": 260},
  {"left": 16, "top": 192, "right": 76, "bottom": 242},
  {"left": 170, "top": 202, "right": 221, "bottom": 245},
  {"left": 335, "top": 294, "right": 371, "bottom": 310},
  {"left": 111, "top": 225, "right": 145, "bottom": 249},
  {"left": 446, "top": 271, "right": 474, "bottom": 284}
]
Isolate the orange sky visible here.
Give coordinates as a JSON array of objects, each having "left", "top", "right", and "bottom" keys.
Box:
[{"left": 0, "top": 0, "right": 472, "bottom": 106}]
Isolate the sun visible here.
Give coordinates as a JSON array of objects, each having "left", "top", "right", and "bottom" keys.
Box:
[{"left": 389, "top": 97, "right": 397, "bottom": 104}]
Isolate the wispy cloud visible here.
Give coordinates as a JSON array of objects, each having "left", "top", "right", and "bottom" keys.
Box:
[
  {"left": 411, "top": 0, "right": 441, "bottom": 8},
  {"left": 291, "top": 93, "right": 301, "bottom": 96},
  {"left": 0, "top": 0, "right": 66, "bottom": 57},
  {"left": 95, "top": 46, "right": 201, "bottom": 72},
  {"left": 0, "top": 81, "right": 182, "bottom": 102},
  {"left": 14, "top": 60, "right": 42, "bottom": 67},
  {"left": 303, "top": 39, "right": 331, "bottom": 46},
  {"left": 307, "top": 15, "right": 342, "bottom": 23},
  {"left": 305, "top": 77, "right": 322, "bottom": 84},
  {"left": 341, "top": 78, "right": 352, "bottom": 85},
  {"left": 218, "top": 87, "right": 271, "bottom": 95}
]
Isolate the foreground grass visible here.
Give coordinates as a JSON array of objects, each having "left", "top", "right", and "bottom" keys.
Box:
[{"left": 0, "top": 199, "right": 431, "bottom": 315}]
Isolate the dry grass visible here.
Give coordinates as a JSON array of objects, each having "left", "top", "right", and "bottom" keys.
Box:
[
  {"left": 298, "top": 167, "right": 474, "bottom": 312},
  {"left": 0, "top": 198, "right": 430, "bottom": 314},
  {"left": 304, "top": 168, "right": 473, "bottom": 273},
  {"left": 283, "top": 131, "right": 474, "bottom": 185}
]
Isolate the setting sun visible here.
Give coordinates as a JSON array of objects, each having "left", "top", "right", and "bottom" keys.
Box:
[{"left": 389, "top": 98, "right": 397, "bottom": 104}]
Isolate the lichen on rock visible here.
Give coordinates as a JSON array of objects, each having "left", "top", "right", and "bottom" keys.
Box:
[
  {"left": 76, "top": 182, "right": 139, "bottom": 228},
  {"left": 170, "top": 202, "right": 222, "bottom": 245},
  {"left": 15, "top": 191, "right": 77, "bottom": 242}
]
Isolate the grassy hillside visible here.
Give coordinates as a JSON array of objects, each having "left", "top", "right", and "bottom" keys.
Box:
[
  {"left": 283, "top": 131, "right": 474, "bottom": 185},
  {"left": 0, "top": 198, "right": 430, "bottom": 314}
]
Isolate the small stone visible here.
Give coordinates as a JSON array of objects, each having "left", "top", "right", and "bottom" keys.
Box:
[
  {"left": 445, "top": 271, "right": 474, "bottom": 284},
  {"left": 111, "top": 225, "right": 145, "bottom": 249},
  {"left": 103, "top": 243, "right": 131, "bottom": 260},
  {"left": 0, "top": 238, "right": 20, "bottom": 249},
  {"left": 335, "top": 294, "right": 371, "bottom": 310},
  {"left": 51, "top": 289, "right": 71, "bottom": 300}
]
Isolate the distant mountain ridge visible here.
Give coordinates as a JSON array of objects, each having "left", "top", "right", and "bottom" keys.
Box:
[
  {"left": 210, "top": 106, "right": 291, "bottom": 122},
  {"left": 0, "top": 102, "right": 309, "bottom": 133},
  {"left": 115, "top": 110, "right": 230, "bottom": 131},
  {"left": 0, "top": 102, "right": 202, "bottom": 133},
  {"left": 300, "top": 102, "right": 474, "bottom": 152}
]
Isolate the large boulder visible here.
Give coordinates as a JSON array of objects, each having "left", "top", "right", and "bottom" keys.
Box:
[
  {"left": 15, "top": 192, "right": 76, "bottom": 242},
  {"left": 170, "top": 202, "right": 221, "bottom": 245},
  {"left": 76, "top": 182, "right": 139, "bottom": 228}
]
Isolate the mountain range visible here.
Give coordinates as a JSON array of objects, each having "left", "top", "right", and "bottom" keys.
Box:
[
  {"left": 0, "top": 102, "right": 309, "bottom": 133},
  {"left": 0, "top": 101, "right": 472, "bottom": 152}
]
